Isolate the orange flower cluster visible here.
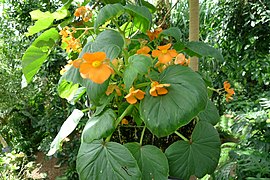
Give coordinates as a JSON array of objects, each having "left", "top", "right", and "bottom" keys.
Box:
[
  {"left": 147, "top": 28, "right": 162, "bottom": 41},
  {"left": 223, "top": 81, "right": 235, "bottom": 102},
  {"left": 73, "top": 52, "right": 112, "bottom": 84},
  {"left": 152, "top": 43, "right": 178, "bottom": 64},
  {"left": 150, "top": 81, "right": 170, "bottom": 96},
  {"left": 74, "top": 6, "right": 92, "bottom": 22},
  {"left": 59, "top": 27, "right": 82, "bottom": 53},
  {"left": 106, "top": 84, "right": 122, "bottom": 96},
  {"left": 174, "top": 53, "right": 190, "bottom": 66},
  {"left": 125, "top": 87, "right": 145, "bottom": 104}
]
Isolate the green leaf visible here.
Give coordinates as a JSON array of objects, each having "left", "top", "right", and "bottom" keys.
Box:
[
  {"left": 141, "top": 0, "right": 156, "bottom": 13},
  {"left": 161, "top": 27, "right": 182, "bottom": 42},
  {"left": 32, "top": 28, "right": 60, "bottom": 48},
  {"left": 57, "top": 80, "right": 79, "bottom": 101},
  {"left": 165, "top": 121, "right": 221, "bottom": 179},
  {"left": 123, "top": 55, "right": 152, "bottom": 90},
  {"left": 29, "top": 9, "right": 51, "bottom": 20},
  {"left": 185, "top": 41, "right": 224, "bottom": 62},
  {"left": 198, "top": 99, "right": 220, "bottom": 125},
  {"left": 27, "top": 16, "right": 54, "bottom": 36},
  {"left": 61, "top": 67, "right": 109, "bottom": 105},
  {"left": 77, "top": 140, "right": 141, "bottom": 179},
  {"left": 140, "top": 65, "right": 208, "bottom": 137},
  {"left": 125, "top": 143, "right": 169, "bottom": 180},
  {"left": 52, "top": 8, "right": 69, "bottom": 20},
  {"left": 68, "top": 87, "right": 86, "bottom": 105},
  {"left": 124, "top": 4, "right": 152, "bottom": 33},
  {"left": 22, "top": 46, "right": 47, "bottom": 83},
  {"left": 82, "top": 109, "right": 116, "bottom": 143},
  {"left": 94, "top": 3, "right": 124, "bottom": 30},
  {"left": 47, "top": 109, "right": 84, "bottom": 156}
]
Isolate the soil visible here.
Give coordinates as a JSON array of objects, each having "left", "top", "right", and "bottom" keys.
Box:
[{"left": 30, "top": 151, "right": 67, "bottom": 180}]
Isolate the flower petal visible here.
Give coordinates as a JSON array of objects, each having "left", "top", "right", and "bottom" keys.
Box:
[
  {"left": 79, "top": 62, "right": 92, "bottom": 74},
  {"left": 87, "top": 64, "right": 112, "bottom": 84},
  {"left": 157, "top": 87, "right": 168, "bottom": 95},
  {"left": 150, "top": 88, "right": 158, "bottom": 96},
  {"left": 158, "top": 53, "right": 173, "bottom": 64},
  {"left": 134, "top": 90, "right": 145, "bottom": 100},
  {"left": 152, "top": 50, "right": 161, "bottom": 57},
  {"left": 125, "top": 94, "right": 137, "bottom": 104},
  {"left": 158, "top": 43, "right": 171, "bottom": 50},
  {"left": 168, "top": 49, "right": 178, "bottom": 57}
]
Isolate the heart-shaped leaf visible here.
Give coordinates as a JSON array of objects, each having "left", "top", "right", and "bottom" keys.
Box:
[
  {"left": 165, "top": 121, "right": 221, "bottom": 179},
  {"left": 77, "top": 140, "right": 141, "bottom": 179},
  {"left": 82, "top": 109, "right": 116, "bottom": 143},
  {"left": 125, "top": 142, "right": 169, "bottom": 180},
  {"left": 140, "top": 65, "right": 208, "bottom": 137},
  {"left": 123, "top": 54, "right": 152, "bottom": 90},
  {"left": 198, "top": 99, "right": 220, "bottom": 125}
]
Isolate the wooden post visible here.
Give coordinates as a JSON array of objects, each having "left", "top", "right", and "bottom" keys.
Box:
[{"left": 189, "top": 0, "right": 199, "bottom": 71}]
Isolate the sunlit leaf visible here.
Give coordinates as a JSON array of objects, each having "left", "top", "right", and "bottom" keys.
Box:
[
  {"left": 165, "top": 121, "right": 221, "bottom": 179},
  {"left": 77, "top": 140, "right": 141, "bottom": 179},
  {"left": 47, "top": 109, "right": 84, "bottom": 156}
]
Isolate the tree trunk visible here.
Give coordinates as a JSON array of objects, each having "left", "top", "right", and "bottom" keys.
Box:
[{"left": 188, "top": 0, "right": 199, "bottom": 71}]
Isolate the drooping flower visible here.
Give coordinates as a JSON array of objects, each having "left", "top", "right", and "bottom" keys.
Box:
[
  {"left": 223, "top": 81, "right": 235, "bottom": 102},
  {"left": 106, "top": 84, "right": 122, "bottom": 96},
  {"left": 125, "top": 87, "right": 145, "bottom": 104},
  {"left": 150, "top": 81, "right": 170, "bottom": 96},
  {"left": 147, "top": 28, "right": 162, "bottom": 41},
  {"left": 152, "top": 43, "right": 178, "bottom": 64},
  {"left": 79, "top": 52, "right": 112, "bottom": 84},
  {"left": 121, "top": 118, "right": 129, "bottom": 125},
  {"left": 136, "top": 46, "right": 151, "bottom": 57},
  {"left": 174, "top": 53, "right": 190, "bottom": 66}
]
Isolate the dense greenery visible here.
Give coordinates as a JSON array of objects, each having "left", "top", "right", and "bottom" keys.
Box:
[{"left": 0, "top": 0, "right": 269, "bottom": 179}]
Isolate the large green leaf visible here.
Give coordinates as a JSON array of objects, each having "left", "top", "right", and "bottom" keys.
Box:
[
  {"left": 161, "top": 27, "right": 182, "bottom": 42},
  {"left": 94, "top": 3, "right": 124, "bottom": 30},
  {"left": 125, "top": 143, "right": 169, "bottom": 180},
  {"left": 77, "top": 140, "right": 141, "bottom": 179},
  {"left": 185, "top": 41, "right": 224, "bottom": 62},
  {"left": 47, "top": 109, "right": 84, "bottom": 156},
  {"left": 165, "top": 121, "right": 221, "bottom": 179},
  {"left": 82, "top": 109, "right": 116, "bottom": 143},
  {"left": 124, "top": 4, "right": 152, "bottom": 32},
  {"left": 22, "top": 46, "right": 47, "bottom": 83},
  {"left": 22, "top": 28, "right": 60, "bottom": 83},
  {"left": 140, "top": 65, "right": 208, "bottom": 137},
  {"left": 198, "top": 99, "right": 220, "bottom": 125},
  {"left": 123, "top": 55, "right": 152, "bottom": 90},
  {"left": 27, "top": 16, "right": 54, "bottom": 36}
]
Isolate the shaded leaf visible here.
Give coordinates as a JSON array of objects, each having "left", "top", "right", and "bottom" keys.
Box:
[
  {"left": 125, "top": 143, "right": 169, "bottom": 180},
  {"left": 161, "top": 27, "right": 182, "bottom": 42},
  {"left": 198, "top": 99, "right": 220, "bottom": 125},
  {"left": 140, "top": 65, "right": 208, "bottom": 137},
  {"left": 165, "top": 121, "right": 221, "bottom": 179},
  {"left": 94, "top": 3, "right": 124, "bottom": 30},
  {"left": 82, "top": 109, "right": 116, "bottom": 143},
  {"left": 77, "top": 140, "right": 141, "bottom": 179},
  {"left": 124, "top": 4, "right": 152, "bottom": 32}
]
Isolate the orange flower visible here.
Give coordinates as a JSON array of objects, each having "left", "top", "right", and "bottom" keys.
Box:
[
  {"left": 174, "top": 53, "right": 190, "bottom": 66},
  {"left": 79, "top": 52, "right": 112, "bottom": 84},
  {"left": 125, "top": 87, "right": 145, "bottom": 104},
  {"left": 150, "top": 81, "right": 170, "bottom": 96},
  {"left": 147, "top": 28, "right": 162, "bottom": 41},
  {"left": 121, "top": 118, "right": 129, "bottom": 125},
  {"left": 106, "top": 84, "right": 122, "bottom": 96},
  {"left": 223, "top": 81, "right": 235, "bottom": 102},
  {"left": 136, "top": 46, "right": 151, "bottom": 57},
  {"left": 152, "top": 43, "right": 178, "bottom": 64}
]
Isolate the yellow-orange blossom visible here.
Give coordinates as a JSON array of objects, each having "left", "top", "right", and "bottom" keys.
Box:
[
  {"left": 152, "top": 43, "right": 178, "bottom": 64},
  {"left": 79, "top": 52, "right": 112, "bottom": 84}
]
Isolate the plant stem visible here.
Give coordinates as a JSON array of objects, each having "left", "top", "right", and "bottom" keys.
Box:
[
  {"left": 175, "top": 131, "right": 189, "bottom": 142},
  {"left": 135, "top": 82, "right": 151, "bottom": 89},
  {"left": 105, "top": 104, "right": 134, "bottom": 142},
  {"left": 140, "top": 126, "right": 146, "bottom": 145}
]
